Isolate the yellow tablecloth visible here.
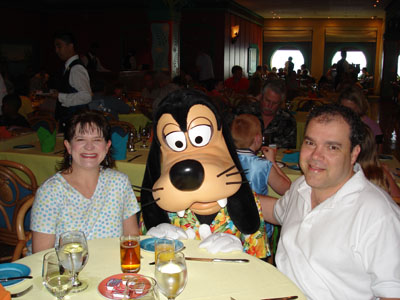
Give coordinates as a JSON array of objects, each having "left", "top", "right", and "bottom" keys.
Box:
[
  {"left": 0, "top": 132, "right": 37, "bottom": 151},
  {"left": 6, "top": 238, "right": 306, "bottom": 300},
  {"left": 120, "top": 113, "right": 152, "bottom": 130}
]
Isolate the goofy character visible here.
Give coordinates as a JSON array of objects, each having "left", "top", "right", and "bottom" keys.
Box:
[{"left": 140, "top": 89, "right": 268, "bottom": 258}]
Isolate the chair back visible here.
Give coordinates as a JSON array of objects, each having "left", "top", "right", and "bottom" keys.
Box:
[
  {"left": 27, "top": 114, "right": 57, "bottom": 133},
  {"left": 0, "top": 160, "right": 37, "bottom": 261},
  {"left": 12, "top": 194, "right": 34, "bottom": 261}
]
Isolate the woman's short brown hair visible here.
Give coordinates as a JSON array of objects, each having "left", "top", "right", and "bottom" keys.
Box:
[{"left": 231, "top": 114, "right": 261, "bottom": 149}]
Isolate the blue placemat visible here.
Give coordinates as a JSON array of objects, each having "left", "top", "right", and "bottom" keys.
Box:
[{"left": 282, "top": 152, "right": 300, "bottom": 163}]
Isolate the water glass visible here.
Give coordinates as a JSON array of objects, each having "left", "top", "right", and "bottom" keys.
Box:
[
  {"left": 154, "top": 238, "right": 175, "bottom": 262},
  {"left": 155, "top": 251, "right": 187, "bottom": 300},
  {"left": 42, "top": 251, "right": 74, "bottom": 300}
]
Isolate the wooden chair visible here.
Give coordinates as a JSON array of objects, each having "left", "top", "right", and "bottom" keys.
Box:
[
  {"left": 109, "top": 120, "right": 136, "bottom": 136},
  {"left": 0, "top": 161, "right": 38, "bottom": 262},
  {"left": 27, "top": 114, "right": 57, "bottom": 133},
  {"left": 12, "top": 194, "right": 34, "bottom": 261}
]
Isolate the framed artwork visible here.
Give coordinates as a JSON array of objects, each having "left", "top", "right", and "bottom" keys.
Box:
[{"left": 248, "top": 45, "right": 258, "bottom": 75}]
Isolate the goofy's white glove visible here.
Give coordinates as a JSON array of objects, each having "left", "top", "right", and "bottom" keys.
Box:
[
  {"left": 198, "top": 224, "right": 243, "bottom": 254},
  {"left": 147, "top": 223, "right": 189, "bottom": 240}
]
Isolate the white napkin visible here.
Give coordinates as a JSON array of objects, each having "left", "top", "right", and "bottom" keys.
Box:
[
  {"left": 147, "top": 223, "right": 188, "bottom": 240},
  {"left": 199, "top": 232, "right": 243, "bottom": 254}
]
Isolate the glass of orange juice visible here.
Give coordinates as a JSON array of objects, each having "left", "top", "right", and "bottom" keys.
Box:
[
  {"left": 120, "top": 235, "right": 140, "bottom": 273},
  {"left": 154, "top": 238, "right": 175, "bottom": 262}
]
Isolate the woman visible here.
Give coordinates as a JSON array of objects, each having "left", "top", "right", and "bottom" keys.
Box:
[
  {"left": 339, "top": 86, "right": 383, "bottom": 149},
  {"left": 31, "top": 110, "right": 140, "bottom": 253},
  {"left": 357, "top": 124, "right": 400, "bottom": 199}
]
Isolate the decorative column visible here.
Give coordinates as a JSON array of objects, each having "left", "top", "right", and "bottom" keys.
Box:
[{"left": 148, "top": 0, "right": 182, "bottom": 78}]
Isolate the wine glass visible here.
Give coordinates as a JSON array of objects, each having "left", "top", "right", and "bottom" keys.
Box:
[
  {"left": 42, "top": 251, "right": 74, "bottom": 300},
  {"left": 154, "top": 251, "right": 187, "bottom": 300},
  {"left": 141, "top": 126, "right": 150, "bottom": 148},
  {"left": 57, "top": 231, "right": 89, "bottom": 292}
]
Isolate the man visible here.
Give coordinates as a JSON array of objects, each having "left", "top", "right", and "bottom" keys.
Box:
[
  {"left": 224, "top": 65, "right": 249, "bottom": 94},
  {"left": 260, "top": 104, "right": 400, "bottom": 299},
  {"left": 260, "top": 81, "right": 296, "bottom": 149},
  {"left": 195, "top": 49, "right": 214, "bottom": 91},
  {"left": 284, "top": 56, "right": 294, "bottom": 74},
  {"left": 81, "top": 42, "right": 110, "bottom": 72},
  {"left": 51, "top": 32, "right": 92, "bottom": 131},
  {"left": 335, "top": 50, "right": 349, "bottom": 88}
]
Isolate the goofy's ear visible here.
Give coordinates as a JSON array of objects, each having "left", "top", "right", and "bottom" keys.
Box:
[
  {"left": 223, "top": 121, "right": 260, "bottom": 234},
  {"left": 141, "top": 138, "right": 170, "bottom": 230}
]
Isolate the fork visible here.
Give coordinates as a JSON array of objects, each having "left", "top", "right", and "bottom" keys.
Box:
[{"left": 11, "top": 285, "right": 33, "bottom": 298}]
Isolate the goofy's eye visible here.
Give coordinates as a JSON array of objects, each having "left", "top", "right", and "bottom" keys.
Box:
[
  {"left": 188, "top": 125, "right": 211, "bottom": 147},
  {"left": 165, "top": 131, "right": 187, "bottom": 152}
]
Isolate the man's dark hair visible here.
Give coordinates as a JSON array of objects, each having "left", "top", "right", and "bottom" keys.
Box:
[
  {"left": 53, "top": 31, "right": 76, "bottom": 45},
  {"left": 231, "top": 65, "right": 242, "bottom": 74},
  {"left": 305, "top": 104, "right": 366, "bottom": 151},
  {"left": 2, "top": 93, "right": 21, "bottom": 111}
]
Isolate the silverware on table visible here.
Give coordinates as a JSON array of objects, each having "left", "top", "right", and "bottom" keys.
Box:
[
  {"left": 149, "top": 257, "right": 249, "bottom": 265},
  {"left": 53, "top": 149, "right": 64, "bottom": 154},
  {"left": 10, "top": 285, "right": 33, "bottom": 298},
  {"left": 260, "top": 296, "right": 298, "bottom": 300},
  {"left": 127, "top": 154, "right": 142, "bottom": 162},
  {"left": 0, "top": 276, "right": 32, "bottom": 282}
]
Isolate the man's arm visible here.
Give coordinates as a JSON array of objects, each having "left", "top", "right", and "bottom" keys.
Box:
[
  {"left": 258, "top": 194, "right": 280, "bottom": 225},
  {"left": 58, "top": 65, "right": 92, "bottom": 107},
  {"left": 123, "top": 214, "right": 140, "bottom": 236}
]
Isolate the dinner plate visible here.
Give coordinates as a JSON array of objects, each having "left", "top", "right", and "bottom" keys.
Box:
[
  {"left": 98, "top": 273, "right": 153, "bottom": 299},
  {"left": 140, "top": 237, "right": 184, "bottom": 252},
  {"left": 0, "top": 263, "right": 31, "bottom": 287}
]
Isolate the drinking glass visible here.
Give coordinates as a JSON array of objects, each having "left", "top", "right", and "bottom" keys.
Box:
[
  {"left": 42, "top": 251, "right": 74, "bottom": 300},
  {"left": 57, "top": 230, "right": 89, "bottom": 292},
  {"left": 154, "top": 238, "right": 175, "bottom": 263},
  {"left": 124, "top": 275, "right": 159, "bottom": 300},
  {"left": 120, "top": 235, "right": 141, "bottom": 273},
  {"left": 154, "top": 251, "right": 187, "bottom": 300}
]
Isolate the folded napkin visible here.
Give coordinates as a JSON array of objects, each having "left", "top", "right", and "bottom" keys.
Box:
[
  {"left": 0, "top": 284, "right": 10, "bottom": 300},
  {"left": 0, "top": 126, "right": 12, "bottom": 138},
  {"left": 37, "top": 126, "right": 56, "bottom": 153},
  {"left": 111, "top": 131, "right": 128, "bottom": 160},
  {"left": 199, "top": 232, "right": 243, "bottom": 254},
  {"left": 282, "top": 151, "right": 300, "bottom": 163}
]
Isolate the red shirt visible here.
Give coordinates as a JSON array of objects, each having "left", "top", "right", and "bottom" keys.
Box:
[{"left": 224, "top": 77, "right": 249, "bottom": 94}]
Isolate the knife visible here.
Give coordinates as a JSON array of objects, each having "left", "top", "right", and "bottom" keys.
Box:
[
  {"left": 260, "top": 296, "right": 298, "bottom": 300},
  {"left": 186, "top": 257, "right": 249, "bottom": 263},
  {"left": 128, "top": 154, "right": 142, "bottom": 162},
  {"left": 149, "top": 257, "right": 249, "bottom": 265},
  {"left": 0, "top": 275, "right": 32, "bottom": 282}
]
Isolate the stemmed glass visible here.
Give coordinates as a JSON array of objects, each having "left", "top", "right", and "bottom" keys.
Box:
[
  {"left": 57, "top": 231, "right": 89, "bottom": 292},
  {"left": 140, "top": 126, "right": 151, "bottom": 148},
  {"left": 42, "top": 251, "right": 74, "bottom": 300},
  {"left": 154, "top": 251, "right": 187, "bottom": 300}
]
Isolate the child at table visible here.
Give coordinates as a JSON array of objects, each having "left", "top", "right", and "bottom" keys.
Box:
[{"left": 231, "top": 113, "right": 291, "bottom": 238}]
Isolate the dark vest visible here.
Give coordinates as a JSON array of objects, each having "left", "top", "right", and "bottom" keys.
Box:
[{"left": 55, "top": 58, "right": 89, "bottom": 130}]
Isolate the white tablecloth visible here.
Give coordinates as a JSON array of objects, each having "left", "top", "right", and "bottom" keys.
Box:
[{"left": 5, "top": 237, "right": 306, "bottom": 300}]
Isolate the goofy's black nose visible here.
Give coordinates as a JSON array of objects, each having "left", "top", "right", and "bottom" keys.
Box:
[{"left": 170, "top": 159, "right": 204, "bottom": 191}]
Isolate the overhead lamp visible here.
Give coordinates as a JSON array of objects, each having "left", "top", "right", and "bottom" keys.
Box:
[{"left": 231, "top": 25, "right": 239, "bottom": 44}]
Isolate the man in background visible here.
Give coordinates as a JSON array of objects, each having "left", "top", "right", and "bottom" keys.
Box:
[
  {"left": 195, "top": 49, "right": 214, "bottom": 91},
  {"left": 224, "top": 65, "right": 249, "bottom": 94},
  {"left": 51, "top": 32, "right": 92, "bottom": 131}
]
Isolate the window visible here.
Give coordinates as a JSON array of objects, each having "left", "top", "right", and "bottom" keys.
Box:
[
  {"left": 331, "top": 50, "right": 367, "bottom": 76},
  {"left": 397, "top": 54, "right": 400, "bottom": 78},
  {"left": 270, "top": 49, "right": 305, "bottom": 72}
]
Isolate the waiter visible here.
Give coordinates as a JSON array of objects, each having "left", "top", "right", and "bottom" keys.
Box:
[{"left": 51, "top": 31, "right": 92, "bottom": 132}]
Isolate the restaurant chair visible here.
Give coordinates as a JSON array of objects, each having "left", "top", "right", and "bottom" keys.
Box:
[
  {"left": 27, "top": 114, "right": 57, "bottom": 133},
  {"left": 0, "top": 160, "right": 38, "bottom": 262},
  {"left": 12, "top": 194, "right": 34, "bottom": 261}
]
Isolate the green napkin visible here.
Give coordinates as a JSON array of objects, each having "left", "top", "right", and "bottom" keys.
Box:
[{"left": 37, "top": 126, "right": 56, "bottom": 153}]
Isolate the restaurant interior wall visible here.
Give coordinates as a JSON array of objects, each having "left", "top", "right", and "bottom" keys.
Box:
[{"left": 262, "top": 18, "right": 384, "bottom": 95}]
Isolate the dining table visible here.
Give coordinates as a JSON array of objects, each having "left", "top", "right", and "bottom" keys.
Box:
[
  {"left": 4, "top": 237, "right": 306, "bottom": 300},
  {"left": 119, "top": 113, "right": 151, "bottom": 131}
]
